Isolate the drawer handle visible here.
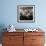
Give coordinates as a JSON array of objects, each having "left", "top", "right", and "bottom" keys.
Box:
[
  {"left": 9, "top": 38, "right": 12, "bottom": 40},
  {"left": 32, "top": 39, "right": 36, "bottom": 40},
  {"left": 9, "top": 38, "right": 13, "bottom": 40}
]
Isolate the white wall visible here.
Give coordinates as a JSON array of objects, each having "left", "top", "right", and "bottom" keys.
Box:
[{"left": 0, "top": 0, "right": 46, "bottom": 29}]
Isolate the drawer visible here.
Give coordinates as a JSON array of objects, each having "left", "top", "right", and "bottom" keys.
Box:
[
  {"left": 24, "top": 35, "right": 44, "bottom": 44},
  {"left": 3, "top": 37, "right": 23, "bottom": 46},
  {"left": 3, "top": 43, "right": 23, "bottom": 46},
  {"left": 3, "top": 35, "right": 23, "bottom": 44},
  {"left": 3, "top": 32, "right": 23, "bottom": 36},
  {"left": 31, "top": 44, "right": 44, "bottom": 46},
  {"left": 32, "top": 36, "right": 45, "bottom": 44},
  {"left": 24, "top": 32, "right": 44, "bottom": 36},
  {"left": 3, "top": 44, "right": 15, "bottom": 46}
]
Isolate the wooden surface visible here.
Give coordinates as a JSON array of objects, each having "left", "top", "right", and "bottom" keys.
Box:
[
  {"left": 24, "top": 32, "right": 45, "bottom": 46},
  {"left": 2, "top": 32, "right": 24, "bottom": 46},
  {"left": 2, "top": 32, "right": 45, "bottom": 46}
]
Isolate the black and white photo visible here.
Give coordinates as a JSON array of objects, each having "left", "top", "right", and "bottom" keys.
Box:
[{"left": 17, "top": 5, "right": 35, "bottom": 23}]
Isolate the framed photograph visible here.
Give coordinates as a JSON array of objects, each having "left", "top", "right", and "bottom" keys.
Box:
[{"left": 17, "top": 5, "right": 35, "bottom": 23}]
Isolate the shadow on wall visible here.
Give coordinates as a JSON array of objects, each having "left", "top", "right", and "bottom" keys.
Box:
[{"left": 0, "top": 24, "right": 7, "bottom": 43}]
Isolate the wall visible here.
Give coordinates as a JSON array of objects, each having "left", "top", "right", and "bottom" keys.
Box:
[
  {"left": 0, "top": 0, "right": 46, "bottom": 44},
  {"left": 0, "top": 0, "right": 46, "bottom": 29}
]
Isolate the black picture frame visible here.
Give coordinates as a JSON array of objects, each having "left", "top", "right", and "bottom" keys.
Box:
[{"left": 17, "top": 5, "right": 35, "bottom": 23}]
